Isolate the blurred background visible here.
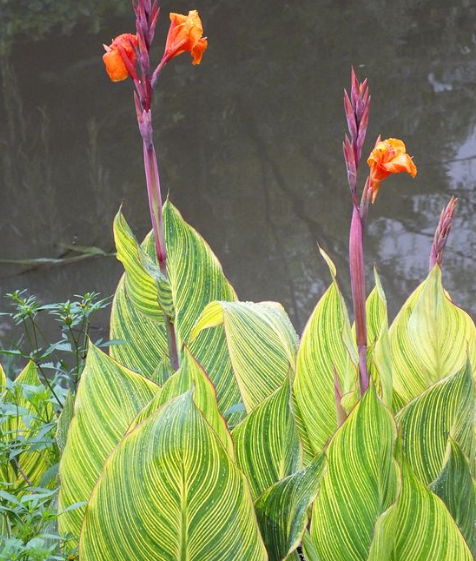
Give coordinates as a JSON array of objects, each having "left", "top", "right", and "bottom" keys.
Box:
[{"left": 0, "top": 0, "right": 475, "bottom": 347}]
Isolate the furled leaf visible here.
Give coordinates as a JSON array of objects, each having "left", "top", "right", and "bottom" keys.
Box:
[
  {"left": 113, "top": 209, "right": 164, "bottom": 321},
  {"left": 58, "top": 343, "right": 159, "bottom": 541},
  {"left": 430, "top": 439, "right": 476, "bottom": 557},
  {"left": 79, "top": 392, "right": 268, "bottom": 561},
  {"left": 191, "top": 301, "right": 298, "bottom": 412},
  {"left": 232, "top": 379, "right": 301, "bottom": 500},
  {"left": 293, "top": 249, "right": 358, "bottom": 461},
  {"left": 255, "top": 453, "right": 326, "bottom": 561},
  {"left": 366, "top": 269, "right": 392, "bottom": 408},
  {"left": 110, "top": 276, "right": 168, "bottom": 379},
  {"left": 310, "top": 384, "right": 398, "bottom": 561},
  {"left": 392, "top": 459, "right": 472, "bottom": 560},
  {"left": 396, "top": 362, "right": 475, "bottom": 486},
  {"left": 389, "top": 265, "right": 476, "bottom": 409}
]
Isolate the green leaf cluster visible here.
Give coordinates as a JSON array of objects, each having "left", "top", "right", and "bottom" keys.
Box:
[{"left": 48, "top": 201, "right": 476, "bottom": 560}]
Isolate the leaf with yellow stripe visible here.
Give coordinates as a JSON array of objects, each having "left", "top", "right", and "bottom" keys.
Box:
[
  {"left": 392, "top": 459, "right": 473, "bottom": 560},
  {"left": 430, "top": 438, "right": 476, "bottom": 557},
  {"left": 111, "top": 202, "right": 241, "bottom": 417},
  {"left": 389, "top": 265, "right": 476, "bottom": 409},
  {"left": 58, "top": 343, "right": 159, "bottom": 541},
  {"left": 396, "top": 361, "right": 475, "bottom": 486},
  {"left": 255, "top": 453, "right": 326, "bottom": 561},
  {"left": 79, "top": 391, "right": 268, "bottom": 561},
  {"left": 231, "top": 379, "right": 301, "bottom": 501},
  {"left": 113, "top": 209, "right": 164, "bottom": 321},
  {"left": 366, "top": 269, "right": 392, "bottom": 408},
  {"left": 293, "top": 249, "right": 358, "bottom": 462},
  {"left": 109, "top": 276, "right": 168, "bottom": 381},
  {"left": 310, "top": 384, "right": 398, "bottom": 561},
  {"left": 128, "top": 349, "right": 234, "bottom": 457},
  {"left": 0, "top": 361, "right": 56, "bottom": 489},
  {"left": 191, "top": 301, "right": 298, "bottom": 412}
]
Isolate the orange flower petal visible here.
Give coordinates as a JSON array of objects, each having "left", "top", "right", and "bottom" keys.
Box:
[
  {"left": 102, "top": 33, "right": 138, "bottom": 82},
  {"left": 367, "top": 137, "right": 417, "bottom": 203},
  {"left": 164, "top": 10, "right": 207, "bottom": 64}
]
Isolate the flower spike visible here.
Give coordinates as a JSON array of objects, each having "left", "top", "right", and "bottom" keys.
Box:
[{"left": 429, "top": 196, "right": 458, "bottom": 270}]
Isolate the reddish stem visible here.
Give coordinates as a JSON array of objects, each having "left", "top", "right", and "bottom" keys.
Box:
[{"left": 349, "top": 205, "right": 369, "bottom": 394}]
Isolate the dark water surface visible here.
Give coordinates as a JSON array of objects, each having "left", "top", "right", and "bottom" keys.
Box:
[{"left": 1, "top": 0, "right": 476, "bottom": 348}]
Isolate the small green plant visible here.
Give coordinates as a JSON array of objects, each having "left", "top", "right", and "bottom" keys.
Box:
[{"left": 0, "top": 291, "right": 110, "bottom": 559}]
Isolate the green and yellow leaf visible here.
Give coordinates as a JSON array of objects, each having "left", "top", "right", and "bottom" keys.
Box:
[
  {"left": 58, "top": 343, "right": 159, "bottom": 540},
  {"left": 232, "top": 379, "right": 301, "bottom": 500},
  {"left": 110, "top": 276, "right": 168, "bottom": 380},
  {"left": 255, "top": 453, "right": 326, "bottom": 561},
  {"left": 366, "top": 269, "right": 393, "bottom": 408},
  {"left": 396, "top": 361, "right": 475, "bottom": 486},
  {"left": 392, "top": 459, "right": 472, "bottom": 560},
  {"left": 128, "top": 349, "right": 234, "bottom": 458},
  {"left": 430, "top": 439, "right": 476, "bottom": 557},
  {"left": 79, "top": 392, "right": 268, "bottom": 561},
  {"left": 389, "top": 265, "right": 476, "bottom": 409},
  {"left": 293, "top": 249, "right": 358, "bottom": 461},
  {"left": 310, "top": 384, "right": 398, "bottom": 561},
  {"left": 191, "top": 301, "right": 298, "bottom": 412}
]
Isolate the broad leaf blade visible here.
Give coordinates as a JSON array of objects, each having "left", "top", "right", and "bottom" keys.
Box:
[
  {"left": 255, "top": 453, "right": 326, "bottom": 561},
  {"left": 396, "top": 362, "right": 475, "bottom": 486},
  {"left": 232, "top": 379, "right": 301, "bottom": 500},
  {"left": 293, "top": 250, "right": 358, "bottom": 461},
  {"left": 79, "top": 392, "right": 268, "bottom": 561},
  {"left": 430, "top": 439, "right": 476, "bottom": 556},
  {"left": 310, "top": 385, "right": 398, "bottom": 561},
  {"left": 58, "top": 343, "right": 159, "bottom": 540},
  {"left": 192, "top": 301, "right": 298, "bottom": 412},
  {"left": 128, "top": 349, "right": 234, "bottom": 457},
  {"left": 393, "top": 459, "right": 472, "bottom": 560},
  {"left": 389, "top": 265, "right": 476, "bottom": 408}
]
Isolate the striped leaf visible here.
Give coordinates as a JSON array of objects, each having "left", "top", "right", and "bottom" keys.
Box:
[
  {"left": 232, "top": 379, "right": 301, "bottom": 500},
  {"left": 128, "top": 349, "right": 234, "bottom": 457},
  {"left": 393, "top": 459, "right": 473, "bottom": 560},
  {"left": 58, "top": 343, "right": 159, "bottom": 541},
  {"left": 396, "top": 362, "right": 475, "bottom": 486},
  {"left": 389, "top": 265, "right": 476, "bottom": 409},
  {"left": 191, "top": 301, "right": 298, "bottom": 412},
  {"left": 56, "top": 391, "right": 75, "bottom": 454},
  {"left": 310, "top": 384, "right": 398, "bottom": 561},
  {"left": 366, "top": 269, "right": 392, "bottom": 408},
  {"left": 293, "top": 249, "right": 358, "bottom": 461},
  {"left": 0, "top": 362, "right": 5, "bottom": 392},
  {"left": 302, "top": 531, "right": 320, "bottom": 561},
  {"left": 113, "top": 209, "right": 164, "bottom": 321},
  {"left": 0, "top": 362, "right": 55, "bottom": 489},
  {"left": 109, "top": 276, "right": 168, "bottom": 380},
  {"left": 111, "top": 202, "right": 241, "bottom": 416},
  {"left": 430, "top": 439, "right": 476, "bottom": 557},
  {"left": 255, "top": 453, "right": 326, "bottom": 561},
  {"left": 79, "top": 392, "right": 268, "bottom": 561}
]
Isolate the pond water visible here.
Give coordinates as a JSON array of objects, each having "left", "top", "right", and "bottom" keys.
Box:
[{"left": 1, "top": 0, "right": 476, "bottom": 347}]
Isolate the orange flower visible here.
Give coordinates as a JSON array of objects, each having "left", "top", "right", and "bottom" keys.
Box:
[
  {"left": 367, "top": 138, "right": 417, "bottom": 203},
  {"left": 103, "top": 33, "right": 138, "bottom": 82},
  {"left": 164, "top": 10, "right": 208, "bottom": 65}
]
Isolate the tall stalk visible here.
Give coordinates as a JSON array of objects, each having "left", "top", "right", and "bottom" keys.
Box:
[{"left": 343, "top": 68, "right": 371, "bottom": 394}]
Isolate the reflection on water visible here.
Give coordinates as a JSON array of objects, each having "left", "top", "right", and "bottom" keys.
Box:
[{"left": 1, "top": 0, "right": 476, "bottom": 348}]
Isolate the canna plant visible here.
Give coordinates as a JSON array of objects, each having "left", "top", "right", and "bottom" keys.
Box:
[{"left": 52, "top": 2, "right": 476, "bottom": 560}]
